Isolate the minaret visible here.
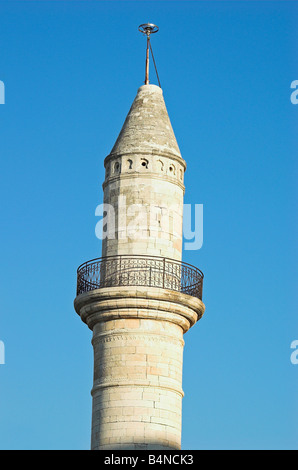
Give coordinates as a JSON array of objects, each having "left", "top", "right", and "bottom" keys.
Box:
[{"left": 74, "top": 24, "right": 205, "bottom": 450}]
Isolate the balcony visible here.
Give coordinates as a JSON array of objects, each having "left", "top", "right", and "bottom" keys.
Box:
[{"left": 76, "top": 255, "right": 203, "bottom": 300}]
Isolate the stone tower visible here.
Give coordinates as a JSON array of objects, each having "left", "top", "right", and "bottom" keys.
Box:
[{"left": 74, "top": 29, "right": 205, "bottom": 450}]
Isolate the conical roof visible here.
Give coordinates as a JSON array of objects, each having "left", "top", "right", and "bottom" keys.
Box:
[{"left": 108, "top": 84, "right": 183, "bottom": 162}]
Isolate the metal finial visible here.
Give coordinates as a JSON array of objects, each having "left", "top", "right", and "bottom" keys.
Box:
[
  {"left": 138, "top": 23, "right": 159, "bottom": 36},
  {"left": 138, "top": 23, "right": 159, "bottom": 85}
]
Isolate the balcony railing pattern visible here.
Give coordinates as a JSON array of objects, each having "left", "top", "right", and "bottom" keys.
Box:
[{"left": 76, "top": 255, "right": 203, "bottom": 300}]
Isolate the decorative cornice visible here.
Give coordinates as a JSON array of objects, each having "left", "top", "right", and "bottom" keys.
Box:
[
  {"left": 91, "top": 379, "right": 184, "bottom": 398},
  {"left": 102, "top": 170, "right": 185, "bottom": 193},
  {"left": 74, "top": 286, "right": 205, "bottom": 333}
]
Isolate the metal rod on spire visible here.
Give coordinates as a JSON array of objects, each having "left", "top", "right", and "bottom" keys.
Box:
[
  {"left": 138, "top": 23, "right": 159, "bottom": 86},
  {"left": 145, "top": 34, "right": 150, "bottom": 85}
]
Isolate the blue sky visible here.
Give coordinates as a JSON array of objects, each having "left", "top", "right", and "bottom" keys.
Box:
[{"left": 0, "top": 0, "right": 297, "bottom": 450}]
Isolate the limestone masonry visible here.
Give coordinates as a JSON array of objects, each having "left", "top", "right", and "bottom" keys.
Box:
[{"left": 74, "top": 84, "right": 205, "bottom": 450}]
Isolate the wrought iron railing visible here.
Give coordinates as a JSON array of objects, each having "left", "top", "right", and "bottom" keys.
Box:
[{"left": 76, "top": 255, "right": 203, "bottom": 300}]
